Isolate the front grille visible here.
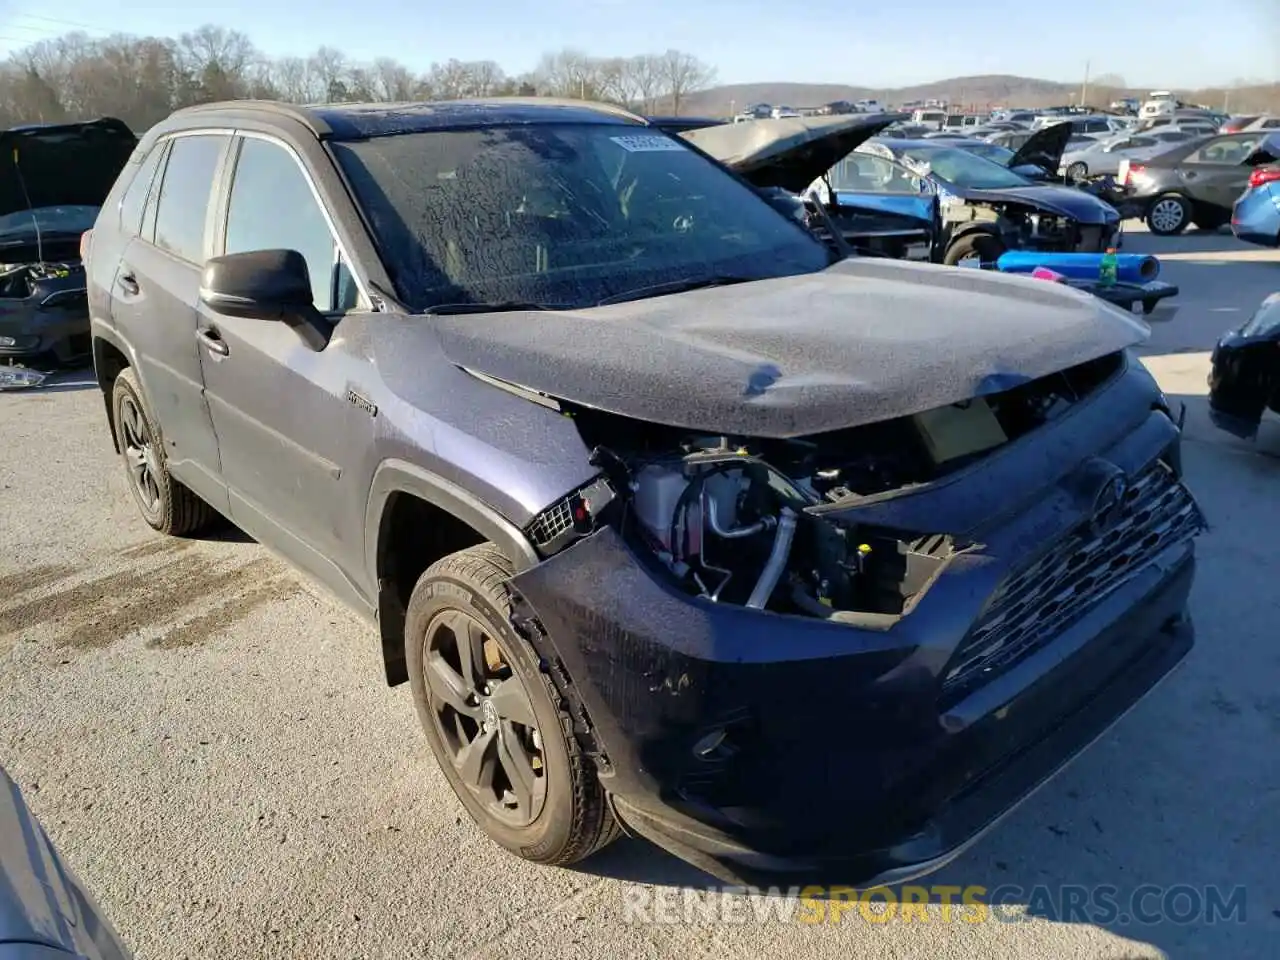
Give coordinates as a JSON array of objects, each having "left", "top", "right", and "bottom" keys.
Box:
[
  {"left": 943, "top": 460, "right": 1203, "bottom": 695},
  {"left": 527, "top": 497, "right": 575, "bottom": 547}
]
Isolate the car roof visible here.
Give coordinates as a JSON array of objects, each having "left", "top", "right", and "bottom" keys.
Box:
[
  {"left": 872, "top": 138, "right": 957, "bottom": 151},
  {"left": 161, "top": 97, "right": 645, "bottom": 141}
]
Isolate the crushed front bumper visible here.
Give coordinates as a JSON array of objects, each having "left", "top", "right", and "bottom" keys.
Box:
[
  {"left": 510, "top": 386, "right": 1202, "bottom": 886},
  {"left": 515, "top": 526, "right": 1194, "bottom": 887},
  {"left": 0, "top": 304, "right": 91, "bottom": 362}
]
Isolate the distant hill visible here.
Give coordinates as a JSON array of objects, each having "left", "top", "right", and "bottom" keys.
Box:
[{"left": 671, "top": 75, "right": 1280, "bottom": 117}]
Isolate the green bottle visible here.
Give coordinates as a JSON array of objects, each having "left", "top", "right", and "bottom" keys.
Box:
[{"left": 1099, "top": 247, "right": 1118, "bottom": 288}]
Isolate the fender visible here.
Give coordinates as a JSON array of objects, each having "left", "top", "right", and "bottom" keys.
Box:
[
  {"left": 364, "top": 459, "right": 540, "bottom": 580},
  {"left": 364, "top": 459, "right": 541, "bottom": 685},
  {"left": 90, "top": 320, "right": 143, "bottom": 453}
]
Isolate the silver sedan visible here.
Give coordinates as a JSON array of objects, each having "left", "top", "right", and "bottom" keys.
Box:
[{"left": 1058, "top": 129, "right": 1202, "bottom": 179}]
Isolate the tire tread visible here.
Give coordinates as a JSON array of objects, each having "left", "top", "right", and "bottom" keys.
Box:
[
  {"left": 418, "top": 543, "right": 618, "bottom": 865},
  {"left": 113, "top": 367, "right": 216, "bottom": 537}
]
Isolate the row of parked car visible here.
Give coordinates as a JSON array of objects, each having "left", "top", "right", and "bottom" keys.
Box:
[{"left": 4, "top": 109, "right": 1277, "bottom": 373}]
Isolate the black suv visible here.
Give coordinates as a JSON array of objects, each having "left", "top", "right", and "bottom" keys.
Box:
[{"left": 85, "top": 98, "right": 1204, "bottom": 886}]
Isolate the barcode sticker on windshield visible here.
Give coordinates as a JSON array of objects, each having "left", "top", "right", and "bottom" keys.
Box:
[{"left": 610, "top": 135, "right": 687, "bottom": 153}]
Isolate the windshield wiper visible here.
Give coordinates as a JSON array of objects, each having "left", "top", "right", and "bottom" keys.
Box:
[
  {"left": 595, "top": 275, "right": 753, "bottom": 307},
  {"left": 423, "top": 300, "right": 569, "bottom": 315}
]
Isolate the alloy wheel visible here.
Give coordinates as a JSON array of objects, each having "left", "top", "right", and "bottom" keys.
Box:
[
  {"left": 1149, "top": 198, "right": 1186, "bottom": 233},
  {"left": 423, "top": 608, "right": 547, "bottom": 826},
  {"left": 119, "top": 394, "right": 162, "bottom": 515}
]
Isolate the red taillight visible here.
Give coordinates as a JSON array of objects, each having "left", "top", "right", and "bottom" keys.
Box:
[
  {"left": 79, "top": 229, "right": 93, "bottom": 262},
  {"left": 1123, "top": 163, "right": 1146, "bottom": 185},
  {"left": 1248, "top": 167, "right": 1280, "bottom": 189}
]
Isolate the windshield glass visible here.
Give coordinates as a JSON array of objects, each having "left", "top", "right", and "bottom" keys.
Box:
[
  {"left": 957, "top": 142, "right": 1016, "bottom": 164},
  {"left": 0, "top": 204, "right": 99, "bottom": 239},
  {"left": 331, "top": 124, "right": 829, "bottom": 310},
  {"left": 897, "top": 145, "right": 1033, "bottom": 189}
]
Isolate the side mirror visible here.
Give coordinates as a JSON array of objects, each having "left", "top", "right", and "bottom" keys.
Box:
[
  {"left": 200, "top": 249, "right": 314, "bottom": 322},
  {"left": 199, "top": 249, "right": 328, "bottom": 350}
]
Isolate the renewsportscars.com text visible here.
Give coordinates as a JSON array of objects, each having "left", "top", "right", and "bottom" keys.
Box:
[{"left": 621, "top": 884, "right": 1248, "bottom": 926}]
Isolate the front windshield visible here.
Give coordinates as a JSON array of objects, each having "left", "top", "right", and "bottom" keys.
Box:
[
  {"left": 0, "top": 204, "right": 99, "bottom": 240},
  {"left": 958, "top": 142, "right": 1016, "bottom": 164},
  {"left": 331, "top": 124, "right": 830, "bottom": 310},
  {"left": 898, "top": 146, "right": 1033, "bottom": 189}
]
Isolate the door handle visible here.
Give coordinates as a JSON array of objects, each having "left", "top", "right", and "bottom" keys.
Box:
[
  {"left": 117, "top": 273, "right": 139, "bottom": 296},
  {"left": 1183, "top": 170, "right": 1198, "bottom": 179},
  {"left": 196, "top": 327, "right": 229, "bottom": 357}
]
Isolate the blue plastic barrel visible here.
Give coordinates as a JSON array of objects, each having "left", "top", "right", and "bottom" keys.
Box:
[{"left": 995, "top": 251, "right": 1160, "bottom": 283}]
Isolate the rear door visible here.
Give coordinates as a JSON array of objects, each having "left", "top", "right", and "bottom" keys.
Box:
[
  {"left": 195, "top": 132, "right": 372, "bottom": 600},
  {"left": 111, "top": 133, "right": 232, "bottom": 513},
  {"left": 1176, "top": 134, "right": 1265, "bottom": 209}
]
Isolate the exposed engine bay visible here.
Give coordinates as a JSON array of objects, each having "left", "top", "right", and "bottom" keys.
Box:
[
  {"left": 534, "top": 351, "right": 1124, "bottom": 621},
  {"left": 0, "top": 260, "right": 84, "bottom": 303}
]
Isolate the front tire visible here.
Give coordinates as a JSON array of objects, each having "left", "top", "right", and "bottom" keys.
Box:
[
  {"left": 111, "top": 367, "right": 215, "bottom": 536},
  {"left": 405, "top": 544, "right": 619, "bottom": 866},
  {"left": 1146, "top": 194, "right": 1191, "bottom": 236},
  {"left": 943, "top": 232, "right": 1006, "bottom": 268},
  {"left": 1066, "top": 161, "right": 1088, "bottom": 181}
]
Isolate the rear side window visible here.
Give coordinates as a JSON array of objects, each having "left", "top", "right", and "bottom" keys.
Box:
[
  {"left": 223, "top": 137, "right": 342, "bottom": 311},
  {"left": 1188, "top": 136, "right": 1258, "bottom": 165},
  {"left": 153, "top": 134, "right": 227, "bottom": 263},
  {"left": 119, "top": 146, "right": 165, "bottom": 237}
]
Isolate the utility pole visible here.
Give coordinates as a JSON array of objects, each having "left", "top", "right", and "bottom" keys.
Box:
[{"left": 1080, "top": 59, "right": 1091, "bottom": 108}]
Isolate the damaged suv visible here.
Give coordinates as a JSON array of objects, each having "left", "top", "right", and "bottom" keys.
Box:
[
  {"left": 0, "top": 118, "right": 137, "bottom": 364},
  {"left": 87, "top": 99, "right": 1204, "bottom": 886}
]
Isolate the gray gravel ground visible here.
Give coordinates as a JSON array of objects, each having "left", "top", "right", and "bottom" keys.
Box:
[{"left": 2, "top": 224, "right": 1278, "bottom": 959}]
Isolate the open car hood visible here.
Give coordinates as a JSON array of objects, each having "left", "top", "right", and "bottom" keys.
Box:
[
  {"left": 1007, "top": 121, "right": 1074, "bottom": 173},
  {"left": 680, "top": 113, "right": 906, "bottom": 194},
  {"left": 435, "top": 257, "right": 1149, "bottom": 439},
  {"left": 0, "top": 118, "right": 137, "bottom": 220},
  {"left": 1244, "top": 133, "right": 1280, "bottom": 167}
]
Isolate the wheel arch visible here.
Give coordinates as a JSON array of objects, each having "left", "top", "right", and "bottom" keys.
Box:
[
  {"left": 91, "top": 328, "right": 139, "bottom": 453},
  {"left": 365, "top": 459, "right": 540, "bottom": 686}
]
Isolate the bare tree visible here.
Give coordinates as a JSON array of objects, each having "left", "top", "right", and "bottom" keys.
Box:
[
  {"left": 371, "top": 57, "right": 415, "bottom": 101},
  {"left": 658, "top": 49, "right": 716, "bottom": 116},
  {"left": 0, "top": 24, "right": 742, "bottom": 131},
  {"left": 628, "top": 54, "right": 664, "bottom": 114},
  {"left": 307, "top": 46, "right": 350, "bottom": 101}
]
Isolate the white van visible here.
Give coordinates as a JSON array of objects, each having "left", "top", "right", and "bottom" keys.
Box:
[
  {"left": 1139, "top": 92, "right": 1176, "bottom": 121},
  {"left": 911, "top": 108, "right": 947, "bottom": 130},
  {"left": 855, "top": 99, "right": 885, "bottom": 113}
]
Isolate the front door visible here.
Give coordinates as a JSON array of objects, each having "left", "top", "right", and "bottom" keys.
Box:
[{"left": 195, "top": 134, "right": 372, "bottom": 606}]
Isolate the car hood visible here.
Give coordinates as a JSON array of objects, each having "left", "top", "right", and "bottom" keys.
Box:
[
  {"left": 434, "top": 257, "right": 1148, "bottom": 439},
  {"left": 680, "top": 113, "right": 906, "bottom": 194},
  {"left": 1007, "top": 121, "right": 1074, "bottom": 173},
  {"left": 0, "top": 118, "right": 137, "bottom": 220},
  {"left": 959, "top": 183, "right": 1120, "bottom": 223}
]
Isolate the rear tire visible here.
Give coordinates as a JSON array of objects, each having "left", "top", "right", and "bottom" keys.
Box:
[
  {"left": 405, "top": 544, "right": 619, "bottom": 866},
  {"left": 111, "top": 367, "right": 215, "bottom": 536},
  {"left": 1145, "top": 194, "right": 1191, "bottom": 236},
  {"left": 943, "top": 232, "right": 1006, "bottom": 268}
]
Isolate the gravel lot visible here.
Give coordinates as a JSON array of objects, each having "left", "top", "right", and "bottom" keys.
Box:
[{"left": 2, "top": 225, "right": 1278, "bottom": 959}]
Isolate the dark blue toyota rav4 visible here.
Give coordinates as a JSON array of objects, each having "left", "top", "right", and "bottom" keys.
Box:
[{"left": 82, "top": 98, "right": 1204, "bottom": 886}]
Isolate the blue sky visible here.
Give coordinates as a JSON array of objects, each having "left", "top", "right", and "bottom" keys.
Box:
[{"left": 1, "top": 1, "right": 1276, "bottom": 89}]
